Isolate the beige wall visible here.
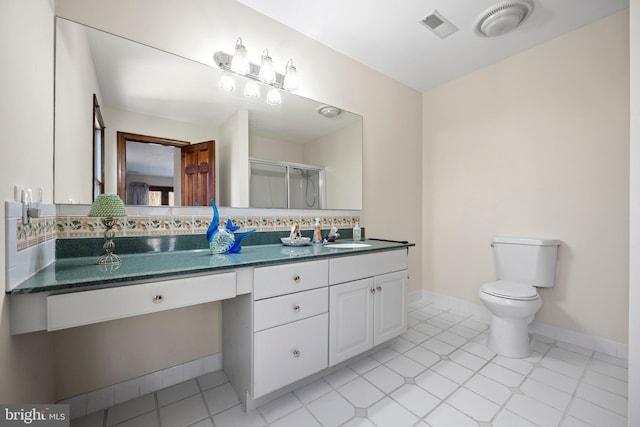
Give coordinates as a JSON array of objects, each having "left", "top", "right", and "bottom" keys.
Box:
[
  {"left": 0, "top": 0, "right": 56, "bottom": 403},
  {"left": 219, "top": 109, "right": 250, "bottom": 207},
  {"left": 54, "top": 18, "right": 101, "bottom": 205},
  {"left": 249, "top": 136, "right": 304, "bottom": 163},
  {"left": 306, "top": 122, "right": 363, "bottom": 210},
  {"left": 48, "top": 0, "right": 422, "bottom": 399},
  {"left": 53, "top": 303, "right": 222, "bottom": 399},
  {"left": 423, "top": 11, "right": 629, "bottom": 343},
  {"left": 628, "top": 0, "right": 639, "bottom": 422}
]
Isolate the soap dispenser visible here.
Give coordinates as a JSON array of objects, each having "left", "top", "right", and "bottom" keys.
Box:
[
  {"left": 353, "top": 222, "right": 361, "bottom": 242},
  {"left": 312, "top": 218, "right": 322, "bottom": 244}
]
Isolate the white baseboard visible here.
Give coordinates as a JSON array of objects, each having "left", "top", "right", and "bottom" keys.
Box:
[
  {"left": 408, "top": 290, "right": 628, "bottom": 361},
  {"left": 60, "top": 352, "right": 223, "bottom": 419}
]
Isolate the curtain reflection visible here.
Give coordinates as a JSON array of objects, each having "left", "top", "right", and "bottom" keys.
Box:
[{"left": 128, "top": 182, "right": 149, "bottom": 205}]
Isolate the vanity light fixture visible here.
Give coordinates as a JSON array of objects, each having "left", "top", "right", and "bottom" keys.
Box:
[
  {"left": 218, "top": 71, "right": 236, "bottom": 92},
  {"left": 88, "top": 194, "right": 127, "bottom": 266},
  {"left": 258, "top": 49, "right": 276, "bottom": 84},
  {"left": 244, "top": 80, "right": 261, "bottom": 98},
  {"left": 230, "top": 38, "right": 250, "bottom": 75},
  {"left": 283, "top": 59, "right": 300, "bottom": 92},
  {"left": 214, "top": 38, "right": 300, "bottom": 104},
  {"left": 266, "top": 87, "right": 282, "bottom": 105}
]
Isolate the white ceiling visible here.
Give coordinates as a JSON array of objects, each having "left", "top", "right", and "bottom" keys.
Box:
[
  {"left": 235, "top": 0, "right": 628, "bottom": 92},
  {"left": 126, "top": 141, "right": 174, "bottom": 178}
]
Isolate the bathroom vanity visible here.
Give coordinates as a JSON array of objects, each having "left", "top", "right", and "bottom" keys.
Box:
[{"left": 10, "top": 240, "right": 411, "bottom": 410}]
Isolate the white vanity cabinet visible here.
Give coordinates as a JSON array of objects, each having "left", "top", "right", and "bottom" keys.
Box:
[
  {"left": 328, "top": 251, "right": 408, "bottom": 366},
  {"left": 222, "top": 248, "right": 409, "bottom": 411},
  {"left": 223, "top": 259, "right": 330, "bottom": 406},
  {"left": 252, "top": 260, "right": 330, "bottom": 398}
]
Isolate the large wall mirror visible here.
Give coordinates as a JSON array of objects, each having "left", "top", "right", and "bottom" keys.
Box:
[{"left": 54, "top": 18, "right": 363, "bottom": 210}]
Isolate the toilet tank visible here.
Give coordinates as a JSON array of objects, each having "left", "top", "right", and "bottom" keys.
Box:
[{"left": 492, "top": 237, "right": 560, "bottom": 287}]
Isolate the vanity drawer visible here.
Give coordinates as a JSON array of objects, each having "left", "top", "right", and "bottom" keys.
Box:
[
  {"left": 47, "top": 272, "right": 236, "bottom": 330},
  {"left": 254, "top": 287, "right": 328, "bottom": 332},
  {"left": 253, "top": 313, "right": 328, "bottom": 397},
  {"left": 253, "top": 260, "right": 328, "bottom": 300},
  {"left": 329, "top": 249, "right": 408, "bottom": 285}
]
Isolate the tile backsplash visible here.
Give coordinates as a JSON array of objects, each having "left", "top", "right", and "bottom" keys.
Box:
[{"left": 5, "top": 201, "right": 57, "bottom": 291}]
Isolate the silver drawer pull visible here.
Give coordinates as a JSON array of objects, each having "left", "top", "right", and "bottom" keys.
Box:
[
  {"left": 370, "top": 288, "right": 376, "bottom": 294},
  {"left": 293, "top": 275, "right": 301, "bottom": 283},
  {"left": 376, "top": 286, "right": 382, "bottom": 291},
  {"left": 293, "top": 349, "right": 301, "bottom": 358},
  {"left": 293, "top": 305, "right": 301, "bottom": 313},
  {"left": 152, "top": 295, "right": 164, "bottom": 304}
]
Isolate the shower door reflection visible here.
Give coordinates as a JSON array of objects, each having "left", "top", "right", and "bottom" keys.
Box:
[{"left": 249, "top": 159, "right": 325, "bottom": 209}]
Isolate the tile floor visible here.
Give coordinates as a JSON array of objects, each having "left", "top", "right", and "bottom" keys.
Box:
[{"left": 71, "top": 298, "right": 628, "bottom": 427}]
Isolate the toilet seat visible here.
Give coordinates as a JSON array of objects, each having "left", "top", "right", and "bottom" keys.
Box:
[{"left": 481, "top": 280, "right": 539, "bottom": 301}]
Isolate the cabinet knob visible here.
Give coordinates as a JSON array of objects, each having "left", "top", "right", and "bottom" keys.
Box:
[
  {"left": 293, "top": 275, "right": 301, "bottom": 283},
  {"left": 376, "top": 286, "right": 382, "bottom": 291},
  {"left": 293, "top": 349, "right": 301, "bottom": 358},
  {"left": 293, "top": 305, "right": 301, "bottom": 313},
  {"left": 370, "top": 288, "right": 376, "bottom": 294},
  {"left": 152, "top": 295, "right": 164, "bottom": 304}
]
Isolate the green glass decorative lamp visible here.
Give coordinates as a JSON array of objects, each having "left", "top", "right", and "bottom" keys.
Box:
[{"left": 88, "top": 194, "right": 127, "bottom": 265}]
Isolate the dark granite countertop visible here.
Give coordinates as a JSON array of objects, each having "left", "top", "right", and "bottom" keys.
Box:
[{"left": 11, "top": 239, "right": 414, "bottom": 295}]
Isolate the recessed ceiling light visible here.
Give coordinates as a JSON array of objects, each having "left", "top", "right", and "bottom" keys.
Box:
[
  {"left": 475, "top": 0, "right": 534, "bottom": 37},
  {"left": 318, "top": 105, "right": 342, "bottom": 118}
]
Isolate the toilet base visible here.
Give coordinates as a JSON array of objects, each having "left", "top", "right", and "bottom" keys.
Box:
[{"left": 487, "top": 315, "right": 534, "bottom": 358}]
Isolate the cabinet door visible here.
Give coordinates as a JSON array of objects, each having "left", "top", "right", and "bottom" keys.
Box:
[
  {"left": 373, "top": 270, "right": 407, "bottom": 345},
  {"left": 329, "top": 278, "right": 374, "bottom": 366}
]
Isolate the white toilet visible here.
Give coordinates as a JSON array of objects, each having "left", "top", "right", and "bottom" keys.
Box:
[{"left": 479, "top": 237, "right": 560, "bottom": 358}]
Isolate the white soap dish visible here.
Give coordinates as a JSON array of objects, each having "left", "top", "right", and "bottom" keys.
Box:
[{"left": 280, "top": 237, "right": 311, "bottom": 246}]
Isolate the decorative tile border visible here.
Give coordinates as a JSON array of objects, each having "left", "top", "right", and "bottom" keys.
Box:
[
  {"left": 16, "top": 217, "right": 57, "bottom": 252},
  {"left": 54, "top": 214, "right": 360, "bottom": 240}
]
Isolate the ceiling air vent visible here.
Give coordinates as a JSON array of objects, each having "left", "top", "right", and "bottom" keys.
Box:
[{"left": 419, "top": 10, "right": 459, "bottom": 39}]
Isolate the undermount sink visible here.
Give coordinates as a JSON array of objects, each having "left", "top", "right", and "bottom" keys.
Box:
[{"left": 324, "top": 243, "right": 372, "bottom": 249}]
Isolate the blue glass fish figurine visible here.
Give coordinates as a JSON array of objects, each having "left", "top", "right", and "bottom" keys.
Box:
[{"left": 206, "top": 199, "right": 255, "bottom": 254}]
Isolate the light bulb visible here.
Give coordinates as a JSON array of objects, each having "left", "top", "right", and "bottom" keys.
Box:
[
  {"left": 244, "top": 81, "right": 260, "bottom": 99},
  {"left": 218, "top": 71, "right": 235, "bottom": 92},
  {"left": 266, "top": 88, "right": 282, "bottom": 105},
  {"left": 283, "top": 59, "right": 299, "bottom": 92},
  {"left": 230, "top": 38, "right": 250, "bottom": 75},
  {"left": 259, "top": 49, "right": 276, "bottom": 84}
]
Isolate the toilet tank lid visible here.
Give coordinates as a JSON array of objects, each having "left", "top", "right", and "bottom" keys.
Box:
[{"left": 492, "top": 237, "right": 560, "bottom": 246}]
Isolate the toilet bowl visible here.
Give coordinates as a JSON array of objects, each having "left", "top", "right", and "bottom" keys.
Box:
[
  {"left": 479, "top": 280, "right": 542, "bottom": 358},
  {"left": 479, "top": 237, "right": 559, "bottom": 358}
]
